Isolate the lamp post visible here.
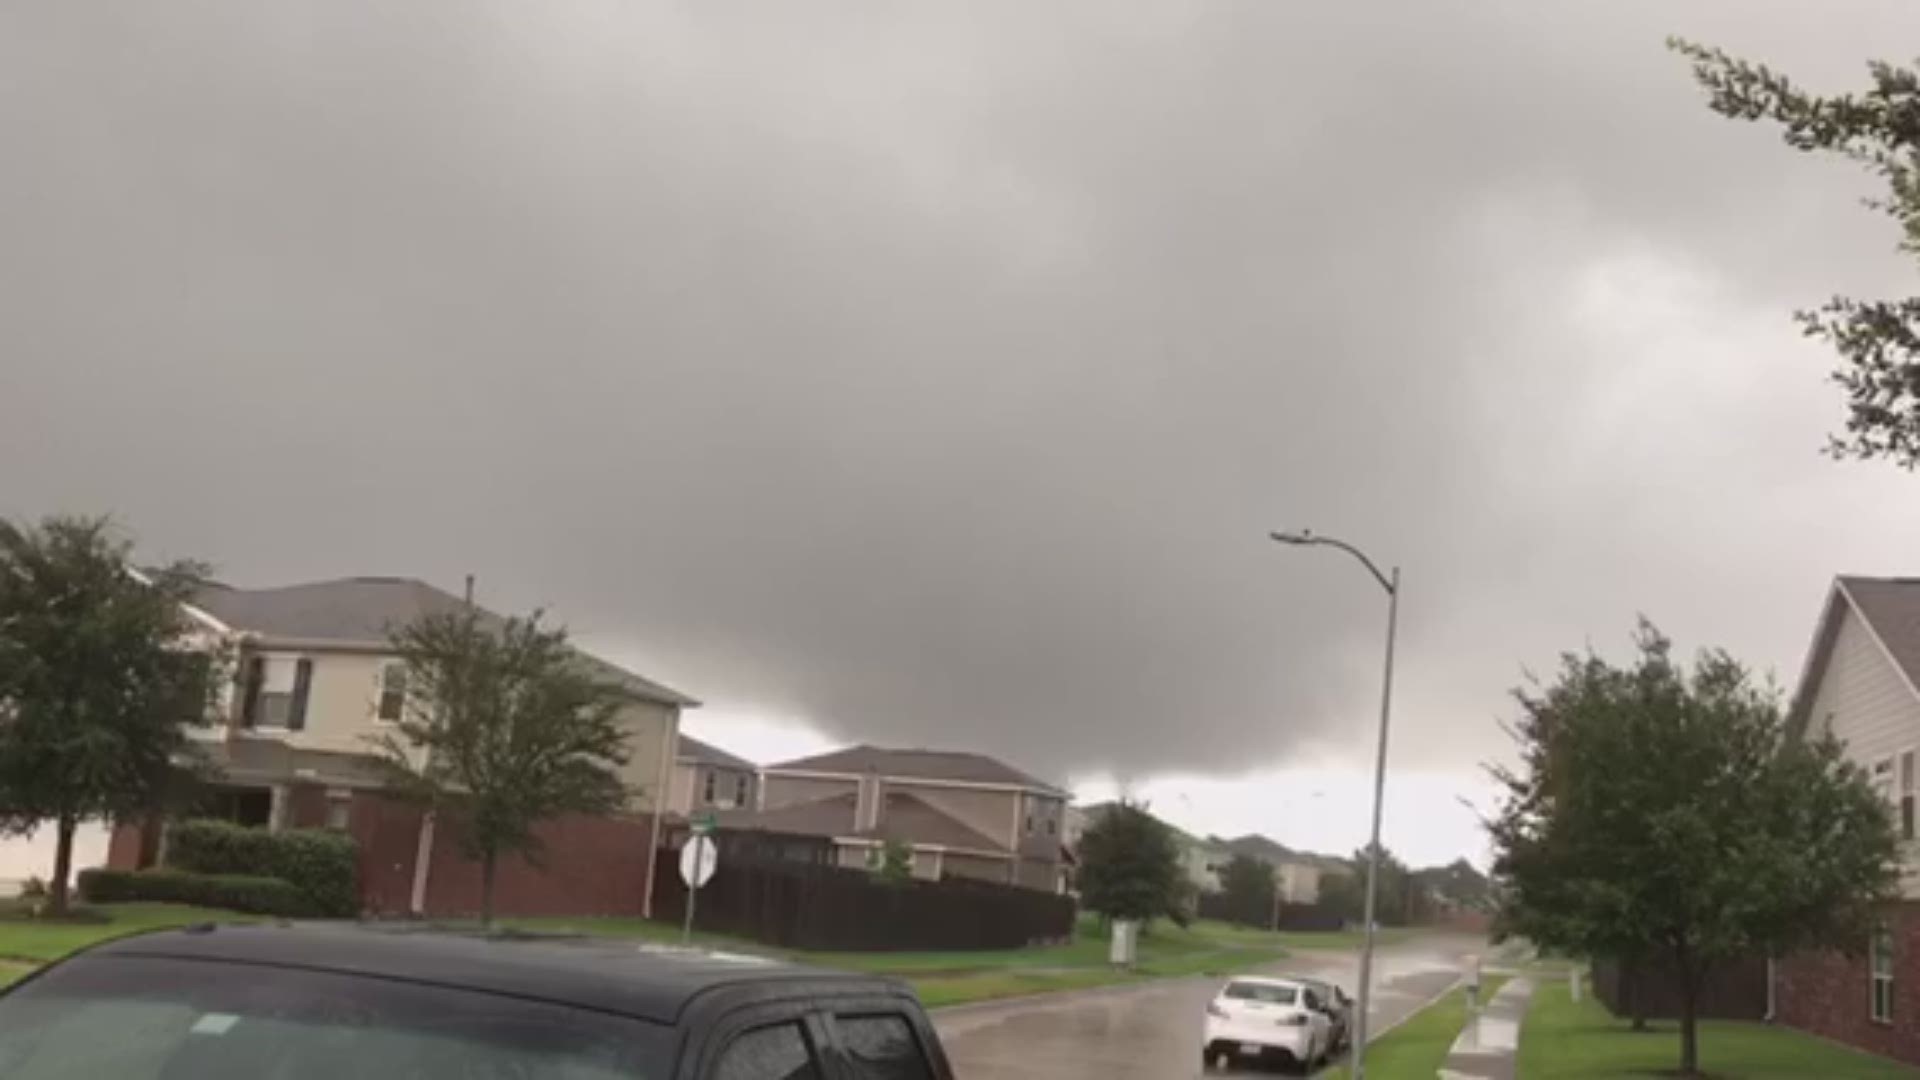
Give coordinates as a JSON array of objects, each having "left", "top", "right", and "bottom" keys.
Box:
[{"left": 1270, "top": 529, "right": 1399, "bottom": 1080}]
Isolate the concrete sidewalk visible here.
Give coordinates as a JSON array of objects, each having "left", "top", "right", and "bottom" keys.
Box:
[{"left": 1438, "top": 976, "right": 1534, "bottom": 1080}]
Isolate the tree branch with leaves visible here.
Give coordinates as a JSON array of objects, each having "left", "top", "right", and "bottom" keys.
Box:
[{"left": 1673, "top": 39, "right": 1920, "bottom": 466}]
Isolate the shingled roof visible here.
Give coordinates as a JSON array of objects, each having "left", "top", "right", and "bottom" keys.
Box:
[
  {"left": 677, "top": 734, "right": 756, "bottom": 771},
  {"left": 765, "top": 745, "right": 1065, "bottom": 795},
  {"left": 192, "top": 576, "right": 697, "bottom": 708}
]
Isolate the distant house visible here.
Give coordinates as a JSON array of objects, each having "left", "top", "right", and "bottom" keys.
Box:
[
  {"left": 667, "top": 734, "right": 757, "bottom": 817},
  {"left": 105, "top": 576, "right": 697, "bottom": 920},
  {"left": 1215, "top": 834, "right": 1344, "bottom": 905},
  {"left": 1073, "top": 801, "right": 1227, "bottom": 894},
  {"left": 710, "top": 745, "right": 1069, "bottom": 891},
  {"left": 1773, "top": 576, "right": 1920, "bottom": 1065}
]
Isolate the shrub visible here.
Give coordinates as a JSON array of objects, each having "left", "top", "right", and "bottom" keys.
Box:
[
  {"left": 165, "top": 819, "right": 358, "bottom": 916},
  {"left": 76, "top": 867, "right": 315, "bottom": 917},
  {"left": 18, "top": 876, "right": 45, "bottom": 900}
]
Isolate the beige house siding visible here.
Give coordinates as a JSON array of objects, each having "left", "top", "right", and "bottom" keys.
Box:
[
  {"left": 1277, "top": 861, "right": 1322, "bottom": 904},
  {"left": 1014, "top": 793, "right": 1066, "bottom": 858},
  {"left": 1808, "top": 603, "right": 1920, "bottom": 896},
  {"left": 669, "top": 762, "right": 755, "bottom": 815},
  {"left": 886, "top": 781, "right": 1015, "bottom": 848},
  {"left": 763, "top": 774, "right": 857, "bottom": 811},
  {"left": 229, "top": 648, "right": 679, "bottom": 814},
  {"left": 942, "top": 852, "right": 1012, "bottom": 883},
  {"left": 1015, "top": 856, "right": 1055, "bottom": 891},
  {"left": 1183, "top": 844, "right": 1224, "bottom": 893},
  {"left": 667, "top": 762, "right": 698, "bottom": 816}
]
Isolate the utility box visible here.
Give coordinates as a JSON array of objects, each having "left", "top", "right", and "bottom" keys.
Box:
[{"left": 1109, "top": 920, "right": 1139, "bottom": 968}]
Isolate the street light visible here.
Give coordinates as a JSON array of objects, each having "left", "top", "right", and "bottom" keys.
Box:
[{"left": 1270, "top": 528, "right": 1399, "bottom": 1080}]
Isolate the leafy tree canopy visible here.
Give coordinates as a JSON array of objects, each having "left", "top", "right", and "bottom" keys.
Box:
[
  {"left": 0, "top": 515, "right": 215, "bottom": 914},
  {"left": 1076, "top": 800, "right": 1185, "bottom": 924},
  {"left": 1215, "top": 853, "right": 1276, "bottom": 928},
  {"left": 1490, "top": 619, "right": 1896, "bottom": 1076}
]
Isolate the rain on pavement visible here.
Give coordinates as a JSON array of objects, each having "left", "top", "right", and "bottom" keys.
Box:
[{"left": 934, "top": 932, "right": 1481, "bottom": 1079}]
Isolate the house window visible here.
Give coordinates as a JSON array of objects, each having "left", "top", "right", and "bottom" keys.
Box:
[
  {"left": 733, "top": 772, "right": 749, "bottom": 805},
  {"left": 1024, "top": 814, "right": 1034, "bottom": 835},
  {"left": 377, "top": 663, "right": 408, "bottom": 722},
  {"left": 703, "top": 771, "right": 717, "bottom": 805},
  {"left": 247, "top": 657, "right": 309, "bottom": 729},
  {"left": 1872, "top": 923, "right": 1895, "bottom": 1024},
  {"left": 1045, "top": 817, "right": 1057, "bottom": 837},
  {"left": 325, "top": 791, "right": 352, "bottom": 831},
  {"left": 1873, "top": 757, "right": 1897, "bottom": 823},
  {"left": 1903, "top": 752, "right": 1916, "bottom": 842}
]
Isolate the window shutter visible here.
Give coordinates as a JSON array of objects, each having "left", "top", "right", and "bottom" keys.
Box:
[
  {"left": 241, "top": 657, "right": 265, "bottom": 728},
  {"left": 288, "top": 659, "right": 313, "bottom": 731}
]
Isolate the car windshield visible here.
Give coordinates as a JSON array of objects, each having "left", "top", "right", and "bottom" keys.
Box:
[
  {"left": 1223, "top": 981, "right": 1297, "bottom": 1005},
  {"left": 0, "top": 954, "right": 676, "bottom": 1079}
]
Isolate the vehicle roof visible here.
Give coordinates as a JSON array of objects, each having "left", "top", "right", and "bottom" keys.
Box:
[
  {"left": 1222, "top": 975, "right": 1308, "bottom": 989},
  {"left": 81, "top": 923, "right": 907, "bottom": 1024}
]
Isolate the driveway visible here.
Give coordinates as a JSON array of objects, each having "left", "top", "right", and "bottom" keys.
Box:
[{"left": 934, "top": 932, "right": 1480, "bottom": 1079}]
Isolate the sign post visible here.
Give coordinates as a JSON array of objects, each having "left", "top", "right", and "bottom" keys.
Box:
[{"left": 679, "top": 817, "right": 719, "bottom": 944}]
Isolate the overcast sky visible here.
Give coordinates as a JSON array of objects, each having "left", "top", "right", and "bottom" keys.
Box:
[{"left": 6, "top": 3, "right": 1920, "bottom": 871}]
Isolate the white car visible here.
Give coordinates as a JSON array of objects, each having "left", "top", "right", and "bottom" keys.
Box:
[{"left": 1202, "top": 976, "right": 1333, "bottom": 1073}]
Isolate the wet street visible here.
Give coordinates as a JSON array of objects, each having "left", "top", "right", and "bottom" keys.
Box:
[{"left": 934, "top": 933, "right": 1481, "bottom": 1079}]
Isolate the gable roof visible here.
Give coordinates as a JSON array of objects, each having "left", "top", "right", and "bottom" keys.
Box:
[
  {"left": 1218, "top": 834, "right": 1298, "bottom": 862},
  {"left": 765, "top": 745, "right": 1065, "bottom": 795},
  {"left": 1787, "top": 576, "right": 1920, "bottom": 734},
  {"left": 194, "top": 576, "right": 697, "bottom": 708},
  {"left": 1214, "top": 834, "right": 1345, "bottom": 870},
  {"left": 713, "top": 791, "right": 1011, "bottom": 855},
  {"left": 678, "top": 734, "right": 755, "bottom": 771},
  {"left": 856, "top": 793, "right": 1008, "bottom": 853},
  {"left": 715, "top": 793, "right": 857, "bottom": 837}
]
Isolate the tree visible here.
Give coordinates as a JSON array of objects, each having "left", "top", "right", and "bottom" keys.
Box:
[
  {"left": 1317, "top": 864, "right": 1365, "bottom": 926},
  {"left": 1490, "top": 620, "right": 1897, "bottom": 1077},
  {"left": 1414, "top": 858, "right": 1492, "bottom": 913},
  {"left": 0, "top": 516, "right": 215, "bottom": 915},
  {"left": 1216, "top": 853, "right": 1276, "bottom": 928},
  {"left": 1075, "top": 800, "right": 1184, "bottom": 925},
  {"left": 870, "top": 838, "right": 914, "bottom": 884},
  {"left": 1317, "top": 845, "right": 1424, "bottom": 927},
  {"left": 1673, "top": 40, "right": 1920, "bottom": 466},
  {"left": 372, "top": 606, "right": 635, "bottom": 926}
]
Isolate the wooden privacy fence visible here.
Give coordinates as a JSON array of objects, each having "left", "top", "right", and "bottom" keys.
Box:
[
  {"left": 1590, "top": 954, "right": 1767, "bottom": 1022},
  {"left": 1197, "top": 892, "right": 1345, "bottom": 932},
  {"left": 650, "top": 852, "right": 1076, "bottom": 951}
]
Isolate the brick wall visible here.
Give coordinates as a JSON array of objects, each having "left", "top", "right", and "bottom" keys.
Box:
[
  {"left": 422, "top": 810, "right": 656, "bottom": 918},
  {"left": 1776, "top": 901, "right": 1920, "bottom": 1066}
]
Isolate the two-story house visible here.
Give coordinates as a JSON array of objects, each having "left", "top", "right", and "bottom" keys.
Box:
[
  {"left": 667, "top": 734, "right": 758, "bottom": 817},
  {"left": 1775, "top": 575, "right": 1920, "bottom": 1066},
  {"left": 710, "top": 745, "right": 1069, "bottom": 891},
  {"left": 104, "top": 576, "right": 697, "bottom": 920},
  {"left": 1217, "top": 834, "right": 1338, "bottom": 905}
]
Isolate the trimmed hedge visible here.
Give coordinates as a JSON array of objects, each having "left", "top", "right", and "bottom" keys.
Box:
[
  {"left": 165, "top": 819, "right": 358, "bottom": 917},
  {"left": 77, "top": 868, "right": 315, "bottom": 917}
]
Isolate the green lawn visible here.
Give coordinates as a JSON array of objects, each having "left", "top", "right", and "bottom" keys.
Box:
[
  {"left": 1317, "top": 975, "right": 1508, "bottom": 1080},
  {"left": 1519, "top": 981, "right": 1918, "bottom": 1079},
  {"left": 0, "top": 903, "right": 258, "bottom": 963}
]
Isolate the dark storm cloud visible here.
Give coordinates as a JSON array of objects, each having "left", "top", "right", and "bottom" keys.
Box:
[{"left": 5, "top": 2, "right": 1920, "bottom": 780}]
